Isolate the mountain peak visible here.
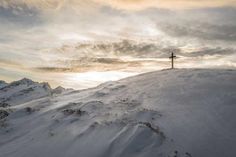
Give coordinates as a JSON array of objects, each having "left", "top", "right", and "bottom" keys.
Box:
[
  {"left": 18, "top": 78, "right": 35, "bottom": 84},
  {"left": 7, "top": 78, "right": 36, "bottom": 87}
]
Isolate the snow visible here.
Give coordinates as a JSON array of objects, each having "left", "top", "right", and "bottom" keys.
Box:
[
  {"left": 0, "top": 69, "right": 236, "bottom": 157},
  {"left": 0, "top": 81, "right": 8, "bottom": 89},
  {"left": 0, "top": 78, "right": 52, "bottom": 106}
]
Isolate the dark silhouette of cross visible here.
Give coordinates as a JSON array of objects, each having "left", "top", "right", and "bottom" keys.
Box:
[{"left": 169, "top": 52, "right": 176, "bottom": 69}]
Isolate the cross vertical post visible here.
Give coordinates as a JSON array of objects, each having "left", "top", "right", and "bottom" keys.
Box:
[{"left": 169, "top": 52, "right": 176, "bottom": 69}]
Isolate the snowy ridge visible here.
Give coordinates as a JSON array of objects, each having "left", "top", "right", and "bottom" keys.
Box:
[
  {"left": 0, "top": 81, "right": 8, "bottom": 90},
  {"left": 0, "top": 78, "right": 52, "bottom": 107},
  {"left": 0, "top": 69, "right": 236, "bottom": 157},
  {"left": 0, "top": 78, "right": 71, "bottom": 107}
]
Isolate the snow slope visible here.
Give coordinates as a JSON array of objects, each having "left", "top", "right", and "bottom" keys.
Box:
[
  {"left": 0, "top": 69, "right": 236, "bottom": 157},
  {"left": 0, "top": 81, "right": 8, "bottom": 89}
]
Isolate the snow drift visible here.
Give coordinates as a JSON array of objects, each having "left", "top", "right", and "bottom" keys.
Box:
[{"left": 0, "top": 69, "right": 236, "bottom": 157}]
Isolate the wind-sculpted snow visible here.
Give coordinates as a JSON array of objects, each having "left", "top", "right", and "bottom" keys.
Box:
[{"left": 0, "top": 69, "right": 236, "bottom": 157}]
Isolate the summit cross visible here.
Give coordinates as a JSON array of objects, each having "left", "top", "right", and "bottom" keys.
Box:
[{"left": 169, "top": 52, "right": 177, "bottom": 69}]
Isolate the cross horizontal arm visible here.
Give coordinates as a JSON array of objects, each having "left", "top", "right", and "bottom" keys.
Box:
[{"left": 169, "top": 56, "right": 176, "bottom": 59}]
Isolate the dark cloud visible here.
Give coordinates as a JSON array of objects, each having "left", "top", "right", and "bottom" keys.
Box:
[
  {"left": 135, "top": 7, "right": 236, "bottom": 42},
  {"left": 158, "top": 22, "right": 236, "bottom": 41},
  {"left": 33, "top": 57, "right": 167, "bottom": 73},
  {"left": 58, "top": 40, "right": 172, "bottom": 58},
  {"left": 34, "top": 67, "right": 71, "bottom": 72},
  {"left": 0, "top": 5, "right": 41, "bottom": 27},
  {"left": 80, "top": 58, "right": 125, "bottom": 64},
  {"left": 178, "top": 47, "right": 236, "bottom": 57},
  {"left": 54, "top": 39, "right": 236, "bottom": 60},
  {"left": 41, "top": 40, "right": 236, "bottom": 74},
  {"left": 190, "top": 7, "right": 236, "bottom": 24},
  {"left": 55, "top": 57, "right": 128, "bottom": 66}
]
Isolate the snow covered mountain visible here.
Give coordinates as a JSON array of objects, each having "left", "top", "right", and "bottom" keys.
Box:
[
  {"left": 0, "top": 78, "right": 52, "bottom": 107},
  {"left": 0, "top": 69, "right": 236, "bottom": 157}
]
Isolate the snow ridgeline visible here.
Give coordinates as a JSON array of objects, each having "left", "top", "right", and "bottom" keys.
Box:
[
  {"left": 0, "top": 78, "right": 72, "bottom": 107},
  {"left": 0, "top": 69, "right": 236, "bottom": 157}
]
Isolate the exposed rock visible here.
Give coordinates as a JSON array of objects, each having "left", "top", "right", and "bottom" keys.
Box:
[
  {"left": 0, "top": 102, "right": 10, "bottom": 108},
  {"left": 52, "top": 86, "right": 66, "bottom": 95},
  {"left": 25, "top": 107, "right": 35, "bottom": 114},
  {"left": 62, "top": 109, "right": 86, "bottom": 116},
  {"left": 139, "top": 122, "right": 166, "bottom": 138},
  {"left": 0, "top": 110, "right": 9, "bottom": 119}
]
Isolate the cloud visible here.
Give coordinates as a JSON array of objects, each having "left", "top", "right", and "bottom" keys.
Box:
[
  {"left": 0, "top": 0, "right": 98, "bottom": 12},
  {"left": 0, "top": 5, "right": 41, "bottom": 28},
  {"left": 1, "top": 0, "right": 236, "bottom": 11},
  {"left": 0, "top": 0, "right": 64, "bottom": 10},
  {"left": 50, "top": 40, "right": 173, "bottom": 59},
  {"left": 179, "top": 47, "right": 236, "bottom": 57},
  {"left": 158, "top": 22, "right": 236, "bottom": 41},
  {"left": 33, "top": 57, "right": 144, "bottom": 72},
  {"left": 33, "top": 67, "right": 71, "bottom": 72},
  {"left": 95, "top": 0, "right": 236, "bottom": 10},
  {"left": 61, "top": 40, "right": 236, "bottom": 58},
  {"left": 0, "top": 0, "right": 236, "bottom": 79},
  {"left": 0, "top": 58, "right": 24, "bottom": 68},
  {"left": 31, "top": 40, "right": 236, "bottom": 73}
]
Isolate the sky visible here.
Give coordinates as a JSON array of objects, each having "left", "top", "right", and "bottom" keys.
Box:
[{"left": 0, "top": 0, "right": 236, "bottom": 89}]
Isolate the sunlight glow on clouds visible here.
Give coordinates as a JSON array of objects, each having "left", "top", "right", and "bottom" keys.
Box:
[{"left": 63, "top": 71, "right": 138, "bottom": 89}]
